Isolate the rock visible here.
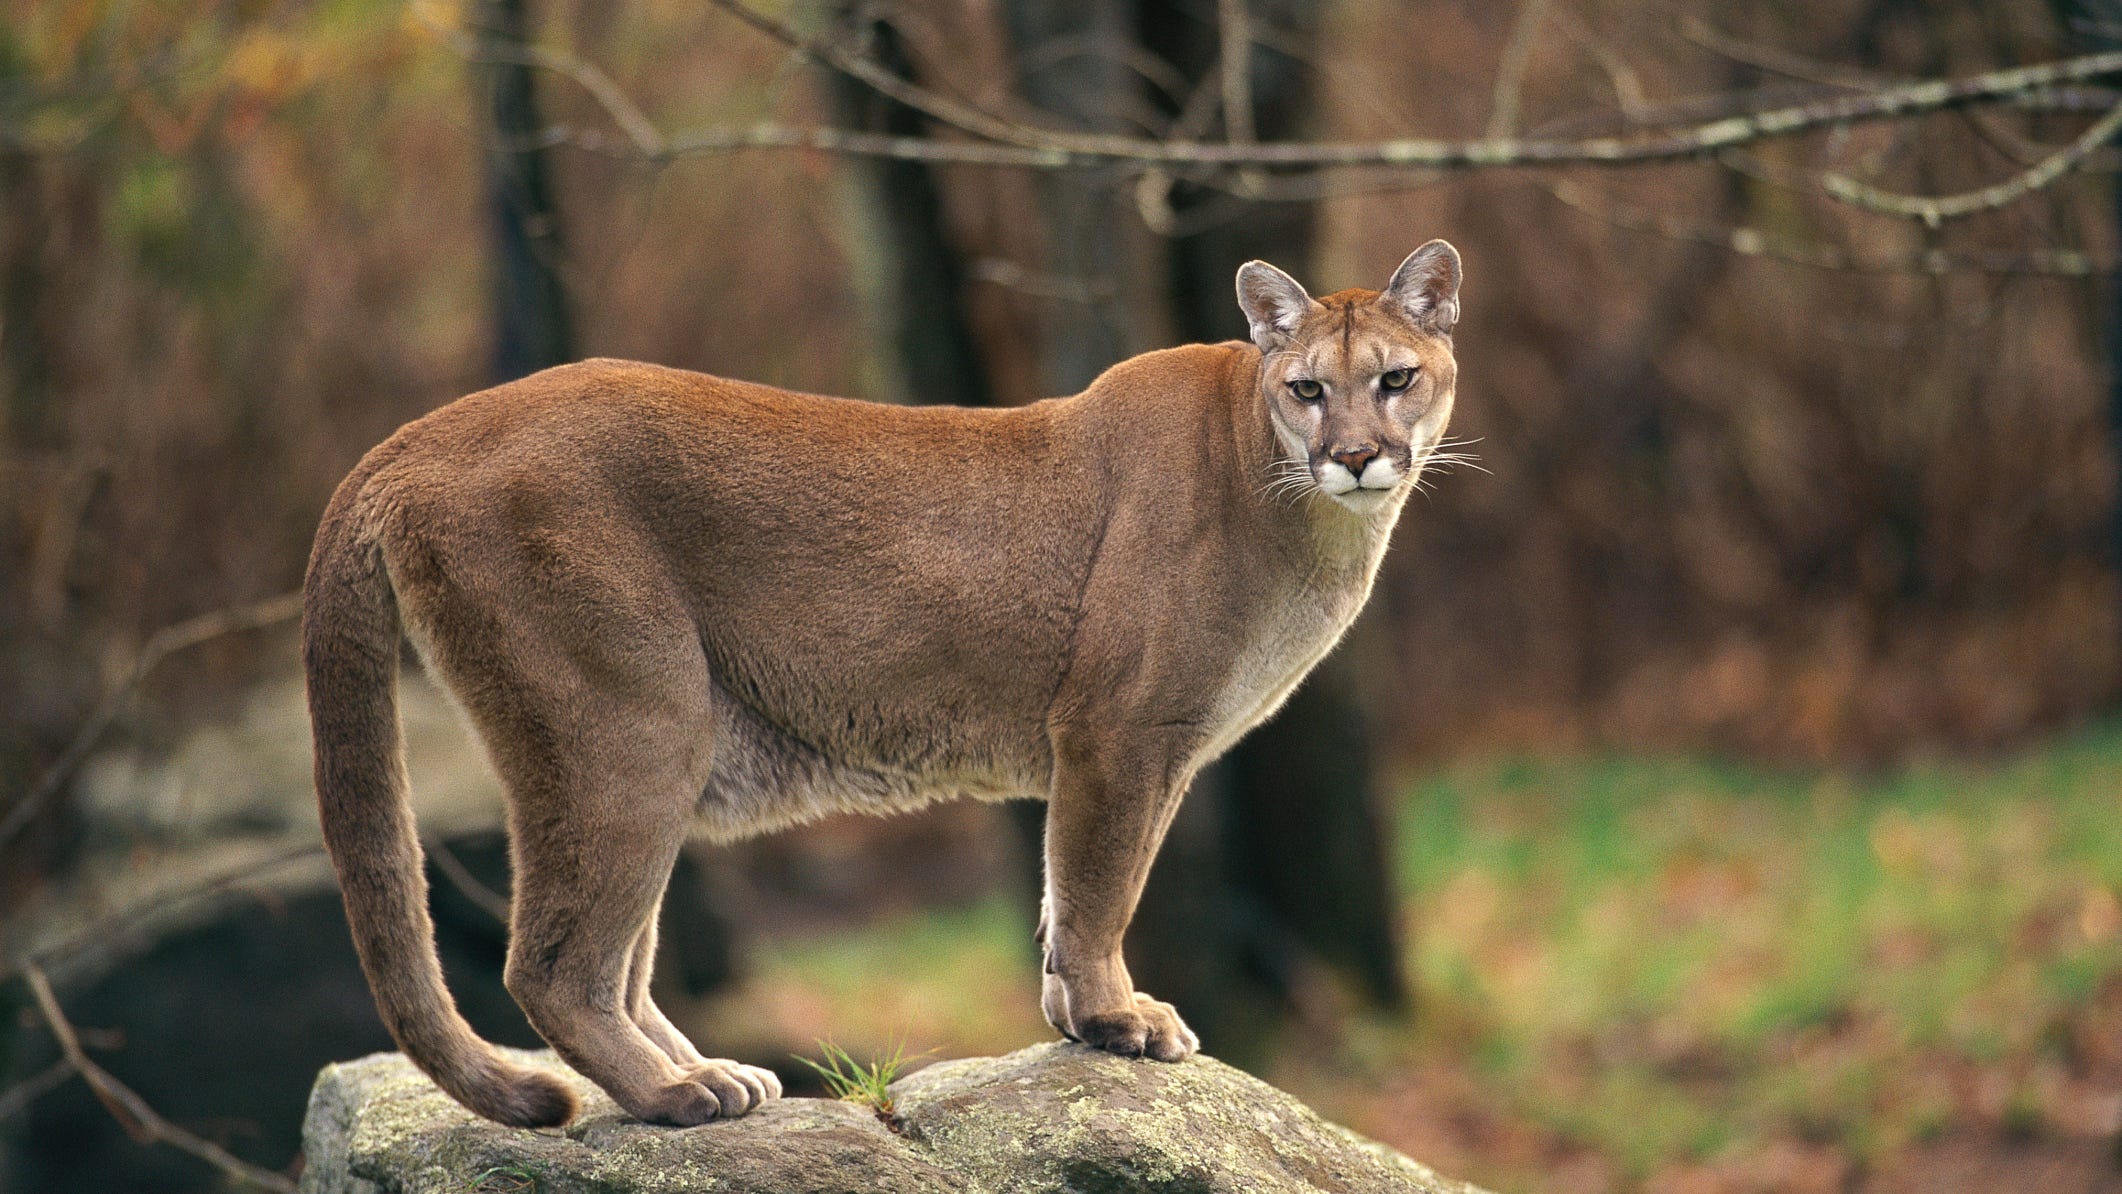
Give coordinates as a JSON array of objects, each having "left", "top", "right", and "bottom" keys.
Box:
[
  {"left": 299, "top": 1048, "right": 962, "bottom": 1194},
  {"left": 299, "top": 1043, "right": 1488, "bottom": 1194},
  {"left": 2, "top": 832, "right": 736, "bottom": 1194},
  {"left": 891, "top": 1045, "right": 1479, "bottom": 1193}
]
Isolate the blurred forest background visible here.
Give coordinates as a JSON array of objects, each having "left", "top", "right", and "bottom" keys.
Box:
[{"left": 4, "top": 0, "right": 2122, "bottom": 1191}]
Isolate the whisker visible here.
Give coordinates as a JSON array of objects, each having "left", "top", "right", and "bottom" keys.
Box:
[
  {"left": 1419, "top": 448, "right": 1491, "bottom": 476},
  {"left": 1254, "top": 458, "right": 1318, "bottom": 506}
]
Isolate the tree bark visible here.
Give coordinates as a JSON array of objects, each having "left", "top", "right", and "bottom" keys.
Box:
[
  {"left": 825, "top": 10, "right": 995, "bottom": 408},
  {"left": 833, "top": 0, "right": 1407, "bottom": 1061},
  {"left": 1127, "top": 1, "right": 1408, "bottom": 1049},
  {"left": 478, "top": 0, "right": 574, "bottom": 382},
  {"left": 2052, "top": 0, "right": 2122, "bottom": 688},
  {"left": 999, "top": 0, "right": 1169, "bottom": 390}
]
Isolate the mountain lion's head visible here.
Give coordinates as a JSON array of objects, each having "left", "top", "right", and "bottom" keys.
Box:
[{"left": 1236, "top": 241, "right": 1461, "bottom": 513}]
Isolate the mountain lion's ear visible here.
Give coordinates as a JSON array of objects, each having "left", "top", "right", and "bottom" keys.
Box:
[
  {"left": 1235, "top": 260, "right": 1319, "bottom": 352},
  {"left": 1384, "top": 240, "right": 1462, "bottom": 333}
]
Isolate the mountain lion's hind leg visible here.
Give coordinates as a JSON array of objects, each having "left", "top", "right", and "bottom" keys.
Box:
[
  {"left": 503, "top": 756, "right": 778, "bottom": 1126},
  {"left": 625, "top": 906, "right": 787, "bottom": 1106},
  {"left": 623, "top": 908, "right": 703, "bottom": 1067},
  {"left": 622, "top": 907, "right": 788, "bottom": 1101},
  {"left": 1040, "top": 730, "right": 1202, "bottom": 1062},
  {"left": 389, "top": 520, "right": 777, "bottom": 1124},
  {"left": 444, "top": 652, "right": 771, "bottom": 1127}
]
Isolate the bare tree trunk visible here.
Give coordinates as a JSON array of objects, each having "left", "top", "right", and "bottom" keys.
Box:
[
  {"left": 1129, "top": 1, "right": 1407, "bottom": 1050},
  {"left": 999, "top": 0, "right": 1169, "bottom": 389},
  {"left": 2112, "top": 168, "right": 2122, "bottom": 610},
  {"left": 478, "top": 0, "right": 574, "bottom": 381},
  {"left": 472, "top": 0, "right": 749, "bottom": 1003},
  {"left": 996, "top": 0, "right": 1405, "bottom": 1062},
  {"left": 2051, "top": 0, "right": 2122, "bottom": 690},
  {"left": 832, "top": 0, "right": 1406, "bottom": 1061},
  {"left": 825, "top": 9, "right": 995, "bottom": 409}
]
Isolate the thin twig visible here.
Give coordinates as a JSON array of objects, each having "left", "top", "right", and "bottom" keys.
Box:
[
  {"left": 1678, "top": 14, "right": 2109, "bottom": 170},
  {"left": 703, "top": 0, "right": 2122, "bottom": 167},
  {"left": 1188, "top": 165, "right": 1449, "bottom": 206},
  {"left": 1542, "top": 176, "right": 2103, "bottom": 275},
  {"left": 1015, "top": 33, "right": 1192, "bottom": 110},
  {"left": 415, "top": 2, "right": 667, "bottom": 158},
  {"left": 707, "top": 0, "right": 1069, "bottom": 151},
  {"left": 1488, "top": 0, "right": 1553, "bottom": 139},
  {"left": 424, "top": 835, "right": 512, "bottom": 923},
  {"left": 967, "top": 257, "right": 1116, "bottom": 304},
  {"left": 1132, "top": 41, "right": 1240, "bottom": 230},
  {"left": 1677, "top": 14, "right": 1889, "bottom": 92},
  {"left": 1822, "top": 100, "right": 2122, "bottom": 225},
  {"left": 0, "top": 1059, "right": 76, "bottom": 1123},
  {"left": 1217, "top": 0, "right": 1255, "bottom": 146},
  {"left": 3, "top": 840, "right": 327, "bottom": 986},
  {"left": 542, "top": 47, "right": 2122, "bottom": 173},
  {"left": 0, "top": 591, "right": 305, "bottom": 854},
  {"left": 23, "top": 966, "right": 297, "bottom": 1192},
  {"left": 1548, "top": 7, "right": 1648, "bottom": 120}
]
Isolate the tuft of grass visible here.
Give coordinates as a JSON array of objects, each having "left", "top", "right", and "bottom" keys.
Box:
[
  {"left": 467, "top": 1164, "right": 538, "bottom": 1193},
  {"left": 795, "top": 1038, "right": 926, "bottom": 1127}
]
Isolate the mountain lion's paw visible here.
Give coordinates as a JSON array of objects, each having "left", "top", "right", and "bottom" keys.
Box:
[
  {"left": 624, "top": 1075, "right": 726, "bottom": 1126},
  {"left": 678, "top": 1060, "right": 782, "bottom": 1119},
  {"left": 1076, "top": 993, "right": 1198, "bottom": 1062}
]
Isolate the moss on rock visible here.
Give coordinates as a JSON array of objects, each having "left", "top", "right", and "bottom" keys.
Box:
[{"left": 299, "top": 1043, "right": 1486, "bottom": 1194}]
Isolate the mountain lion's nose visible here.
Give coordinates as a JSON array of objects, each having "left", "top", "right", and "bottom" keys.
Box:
[{"left": 1329, "top": 444, "right": 1379, "bottom": 474}]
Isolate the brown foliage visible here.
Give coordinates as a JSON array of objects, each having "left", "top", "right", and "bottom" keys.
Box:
[{"left": 0, "top": 0, "right": 2113, "bottom": 815}]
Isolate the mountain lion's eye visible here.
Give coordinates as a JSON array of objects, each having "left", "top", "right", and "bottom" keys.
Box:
[
  {"left": 1288, "top": 379, "right": 1324, "bottom": 402},
  {"left": 1380, "top": 367, "right": 1416, "bottom": 392}
]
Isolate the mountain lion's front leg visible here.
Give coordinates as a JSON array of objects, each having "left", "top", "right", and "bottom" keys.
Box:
[{"left": 1040, "top": 731, "right": 1202, "bottom": 1062}]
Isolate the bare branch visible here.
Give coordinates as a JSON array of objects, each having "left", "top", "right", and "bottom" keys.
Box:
[
  {"left": 1014, "top": 33, "right": 1192, "bottom": 111},
  {"left": 1547, "top": 7, "right": 1648, "bottom": 120},
  {"left": 1217, "top": 0, "right": 1256, "bottom": 145},
  {"left": 0, "top": 1059, "right": 76, "bottom": 1123},
  {"left": 705, "top": 0, "right": 1081, "bottom": 151},
  {"left": 1542, "top": 177, "right": 2104, "bottom": 275},
  {"left": 1678, "top": 15, "right": 2106, "bottom": 172},
  {"left": 4, "top": 840, "right": 327, "bottom": 986},
  {"left": 1487, "top": 0, "right": 1554, "bottom": 139},
  {"left": 23, "top": 966, "right": 297, "bottom": 1193},
  {"left": 967, "top": 257, "right": 1117, "bottom": 304},
  {"left": 1822, "top": 100, "right": 2122, "bottom": 225},
  {"left": 1677, "top": 14, "right": 1889, "bottom": 92},
  {"left": 425, "top": 835, "right": 512, "bottom": 923},
  {"left": 412, "top": 1, "right": 665, "bottom": 158},
  {"left": 543, "top": 46, "right": 2122, "bottom": 174},
  {"left": 443, "top": 12, "right": 2122, "bottom": 256},
  {"left": 0, "top": 591, "right": 305, "bottom": 854},
  {"left": 496, "top": 43, "right": 666, "bottom": 159}
]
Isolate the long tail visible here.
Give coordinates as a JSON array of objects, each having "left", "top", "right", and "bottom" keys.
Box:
[{"left": 302, "top": 465, "right": 577, "bottom": 1128}]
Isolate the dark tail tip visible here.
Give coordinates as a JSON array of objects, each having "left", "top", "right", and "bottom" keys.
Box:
[{"left": 483, "top": 1066, "right": 580, "bottom": 1129}]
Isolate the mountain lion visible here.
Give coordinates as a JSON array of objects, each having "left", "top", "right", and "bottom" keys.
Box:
[{"left": 303, "top": 242, "right": 1463, "bottom": 1127}]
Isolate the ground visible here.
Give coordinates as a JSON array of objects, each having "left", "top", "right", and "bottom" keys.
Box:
[{"left": 705, "top": 720, "right": 2122, "bottom": 1194}]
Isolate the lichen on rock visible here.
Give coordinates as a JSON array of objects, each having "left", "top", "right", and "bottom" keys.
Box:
[{"left": 299, "top": 1043, "right": 1488, "bottom": 1194}]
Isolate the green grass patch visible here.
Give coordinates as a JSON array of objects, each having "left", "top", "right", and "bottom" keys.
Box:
[
  {"left": 720, "top": 721, "right": 2122, "bottom": 1191},
  {"left": 1395, "top": 719, "right": 2122, "bottom": 1175}
]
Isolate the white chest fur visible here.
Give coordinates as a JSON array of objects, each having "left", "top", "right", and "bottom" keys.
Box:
[{"left": 1193, "top": 552, "right": 1378, "bottom": 767}]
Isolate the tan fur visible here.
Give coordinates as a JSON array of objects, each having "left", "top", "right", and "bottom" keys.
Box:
[{"left": 303, "top": 244, "right": 1463, "bottom": 1127}]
